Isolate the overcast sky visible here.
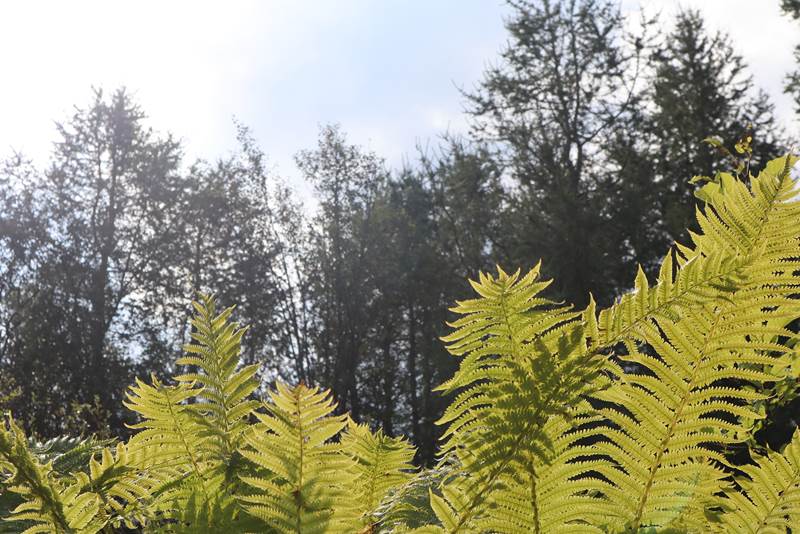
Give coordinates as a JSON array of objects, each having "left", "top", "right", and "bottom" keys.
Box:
[{"left": 0, "top": 1, "right": 797, "bottom": 189}]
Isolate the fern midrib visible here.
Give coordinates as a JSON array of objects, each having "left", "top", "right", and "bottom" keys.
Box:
[
  {"left": 364, "top": 443, "right": 380, "bottom": 525},
  {"left": 528, "top": 455, "right": 541, "bottom": 534},
  {"left": 294, "top": 392, "right": 305, "bottom": 534}
]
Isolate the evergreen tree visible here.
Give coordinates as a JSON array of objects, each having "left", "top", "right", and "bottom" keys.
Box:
[
  {"left": 0, "top": 88, "right": 184, "bottom": 435},
  {"left": 296, "top": 125, "right": 387, "bottom": 422},
  {"left": 465, "top": 0, "right": 652, "bottom": 306},
  {"left": 783, "top": 0, "right": 800, "bottom": 114},
  {"left": 646, "top": 9, "right": 783, "bottom": 243},
  {"left": 0, "top": 92, "right": 311, "bottom": 436},
  {"left": 146, "top": 125, "right": 312, "bottom": 383}
]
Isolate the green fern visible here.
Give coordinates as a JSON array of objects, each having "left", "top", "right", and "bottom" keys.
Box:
[
  {"left": 714, "top": 428, "right": 800, "bottom": 532},
  {"left": 1, "top": 154, "right": 799, "bottom": 534},
  {"left": 238, "top": 381, "right": 357, "bottom": 533},
  {"left": 0, "top": 434, "right": 114, "bottom": 533},
  {"left": 174, "top": 296, "right": 261, "bottom": 478},
  {"left": 124, "top": 295, "right": 260, "bottom": 530},
  {"left": 340, "top": 422, "right": 416, "bottom": 531},
  {"left": 423, "top": 266, "right": 610, "bottom": 532},
  {"left": 0, "top": 415, "right": 104, "bottom": 533},
  {"left": 473, "top": 407, "right": 619, "bottom": 533},
  {"left": 589, "top": 154, "right": 800, "bottom": 531}
]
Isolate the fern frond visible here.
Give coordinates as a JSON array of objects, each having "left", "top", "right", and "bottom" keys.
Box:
[
  {"left": 238, "top": 382, "right": 357, "bottom": 533},
  {"left": 125, "top": 296, "right": 261, "bottom": 530},
  {"left": 473, "top": 407, "right": 619, "bottom": 534},
  {"left": 430, "top": 266, "right": 610, "bottom": 532},
  {"left": 590, "top": 154, "right": 800, "bottom": 531},
  {"left": 31, "top": 435, "right": 115, "bottom": 478},
  {"left": 124, "top": 375, "right": 222, "bottom": 527},
  {"left": 72, "top": 442, "right": 158, "bottom": 529},
  {"left": 175, "top": 294, "right": 261, "bottom": 473},
  {"left": 340, "top": 421, "right": 416, "bottom": 531},
  {"left": 0, "top": 415, "right": 104, "bottom": 533},
  {"left": 595, "top": 155, "right": 800, "bottom": 354},
  {"left": 713, "top": 428, "right": 800, "bottom": 533}
]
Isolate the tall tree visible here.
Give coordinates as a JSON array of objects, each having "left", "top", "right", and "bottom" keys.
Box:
[
  {"left": 294, "top": 128, "right": 503, "bottom": 463},
  {"left": 646, "top": 9, "right": 783, "bottom": 243},
  {"left": 783, "top": 0, "right": 800, "bottom": 115},
  {"left": 171, "top": 125, "right": 314, "bottom": 383},
  {"left": 296, "top": 125, "right": 387, "bottom": 421},
  {"left": 465, "top": 0, "right": 650, "bottom": 306},
  {"left": 0, "top": 88, "right": 184, "bottom": 435},
  {"left": 0, "top": 91, "right": 316, "bottom": 437}
]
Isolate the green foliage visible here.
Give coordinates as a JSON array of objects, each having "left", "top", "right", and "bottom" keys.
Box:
[
  {"left": 425, "top": 266, "right": 609, "bottom": 532},
  {"left": 714, "top": 429, "right": 800, "bottom": 532},
  {"left": 340, "top": 422, "right": 416, "bottom": 530},
  {"left": 239, "top": 382, "right": 355, "bottom": 532},
  {"left": 0, "top": 416, "right": 105, "bottom": 533},
  {"left": 1, "top": 154, "right": 799, "bottom": 532}
]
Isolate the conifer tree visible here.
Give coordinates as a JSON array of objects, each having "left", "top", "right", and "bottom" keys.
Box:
[
  {"left": 783, "top": 0, "right": 800, "bottom": 114},
  {"left": 465, "top": 0, "right": 651, "bottom": 306},
  {"left": 646, "top": 9, "right": 783, "bottom": 243}
]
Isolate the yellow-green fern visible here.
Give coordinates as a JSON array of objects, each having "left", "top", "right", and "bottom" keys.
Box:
[
  {"left": 714, "top": 428, "right": 800, "bottom": 533},
  {"left": 124, "top": 295, "right": 261, "bottom": 530},
  {"left": 589, "top": 154, "right": 800, "bottom": 531},
  {"left": 424, "top": 266, "right": 610, "bottom": 532},
  {"left": 0, "top": 415, "right": 104, "bottom": 533},
  {"left": 238, "top": 382, "right": 357, "bottom": 533},
  {"left": 340, "top": 422, "right": 416, "bottom": 532}
]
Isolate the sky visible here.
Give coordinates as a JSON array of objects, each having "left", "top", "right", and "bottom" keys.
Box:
[{"left": 0, "top": 1, "right": 797, "bottom": 192}]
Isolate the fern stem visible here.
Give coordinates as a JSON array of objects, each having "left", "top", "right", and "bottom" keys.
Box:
[
  {"left": 528, "top": 456, "right": 541, "bottom": 534},
  {"left": 294, "top": 390, "right": 305, "bottom": 534}
]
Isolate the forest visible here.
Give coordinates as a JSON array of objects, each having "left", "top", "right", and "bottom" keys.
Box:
[{"left": 1, "top": 0, "right": 800, "bottom": 475}]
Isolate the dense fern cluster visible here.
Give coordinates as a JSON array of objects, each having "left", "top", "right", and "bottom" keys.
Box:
[{"left": 1, "top": 154, "right": 800, "bottom": 532}]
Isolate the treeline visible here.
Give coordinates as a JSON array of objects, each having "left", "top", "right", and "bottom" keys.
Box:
[{"left": 1, "top": 1, "right": 799, "bottom": 464}]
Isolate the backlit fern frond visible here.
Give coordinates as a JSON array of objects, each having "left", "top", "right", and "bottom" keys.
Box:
[
  {"left": 175, "top": 295, "right": 261, "bottom": 477},
  {"left": 31, "top": 435, "right": 114, "bottom": 478},
  {"left": 125, "top": 376, "right": 210, "bottom": 481},
  {"left": 427, "top": 266, "right": 610, "bottom": 532},
  {"left": 474, "top": 406, "right": 620, "bottom": 534},
  {"left": 0, "top": 434, "right": 114, "bottom": 533},
  {"left": 124, "top": 295, "right": 261, "bottom": 530},
  {"left": 713, "top": 429, "right": 800, "bottom": 533},
  {"left": 72, "top": 442, "right": 158, "bottom": 530},
  {"left": 340, "top": 421, "right": 416, "bottom": 531},
  {"left": 590, "top": 154, "right": 800, "bottom": 531},
  {"left": 238, "top": 382, "right": 357, "bottom": 533},
  {"left": 0, "top": 415, "right": 104, "bottom": 533},
  {"left": 375, "top": 459, "right": 456, "bottom": 532},
  {"left": 595, "top": 155, "right": 800, "bottom": 354}
]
